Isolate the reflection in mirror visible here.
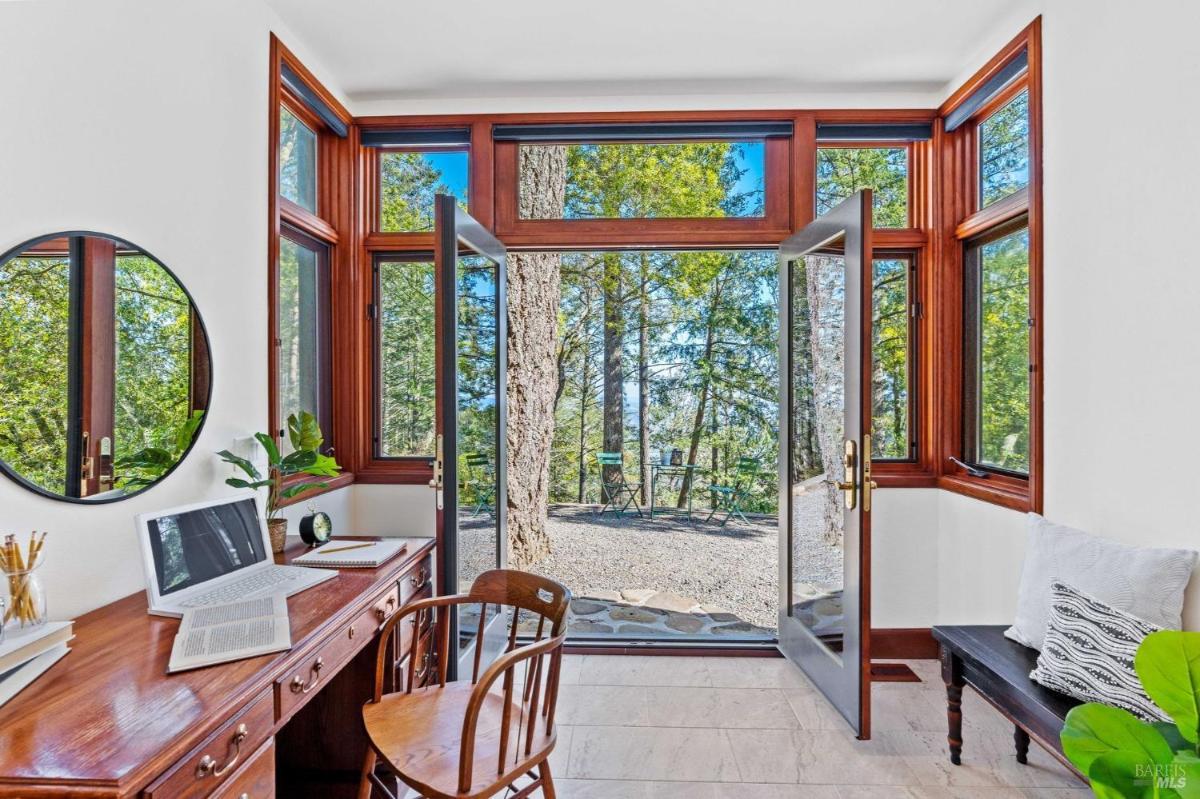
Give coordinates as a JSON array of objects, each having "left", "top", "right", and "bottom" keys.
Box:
[
  {"left": 0, "top": 233, "right": 210, "bottom": 502},
  {"left": 456, "top": 254, "right": 500, "bottom": 595},
  {"left": 789, "top": 243, "right": 847, "bottom": 653}
]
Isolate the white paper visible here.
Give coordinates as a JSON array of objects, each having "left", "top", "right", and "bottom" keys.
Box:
[{"left": 168, "top": 595, "right": 290, "bottom": 673}]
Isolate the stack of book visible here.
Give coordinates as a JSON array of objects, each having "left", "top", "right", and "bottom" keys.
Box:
[{"left": 0, "top": 621, "right": 73, "bottom": 707}]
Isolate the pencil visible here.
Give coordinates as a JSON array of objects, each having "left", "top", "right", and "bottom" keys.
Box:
[{"left": 315, "top": 542, "right": 375, "bottom": 555}]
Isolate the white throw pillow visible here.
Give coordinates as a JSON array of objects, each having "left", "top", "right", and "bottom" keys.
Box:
[{"left": 1005, "top": 513, "right": 1197, "bottom": 651}]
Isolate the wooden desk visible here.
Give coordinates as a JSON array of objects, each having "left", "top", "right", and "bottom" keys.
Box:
[{"left": 0, "top": 537, "right": 436, "bottom": 798}]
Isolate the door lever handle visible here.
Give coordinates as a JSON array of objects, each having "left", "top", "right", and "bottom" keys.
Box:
[{"left": 948, "top": 456, "right": 988, "bottom": 478}]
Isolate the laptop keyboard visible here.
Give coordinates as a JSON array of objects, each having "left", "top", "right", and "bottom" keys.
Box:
[{"left": 179, "top": 568, "right": 300, "bottom": 609}]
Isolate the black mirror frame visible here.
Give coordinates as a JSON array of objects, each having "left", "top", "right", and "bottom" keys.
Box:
[{"left": 0, "top": 230, "right": 214, "bottom": 505}]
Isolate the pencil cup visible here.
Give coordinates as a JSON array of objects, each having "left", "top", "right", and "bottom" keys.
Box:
[{"left": 2, "top": 550, "right": 47, "bottom": 629}]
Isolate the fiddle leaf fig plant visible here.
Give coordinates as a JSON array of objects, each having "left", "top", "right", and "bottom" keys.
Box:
[
  {"left": 1061, "top": 630, "right": 1200, "bottom": 798},
  {"left": 216, "top": 411, "right": 340, "bottom": 520}
]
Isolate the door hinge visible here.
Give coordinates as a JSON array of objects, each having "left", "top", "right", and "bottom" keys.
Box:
[
  {"left": 910, "top": 301, "right": 923, "bottom": 319},
  {"left": 367, "top": 303, "right": 376, "bottom": 319}
]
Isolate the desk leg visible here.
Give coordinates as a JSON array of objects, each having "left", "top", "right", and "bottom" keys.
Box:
[{"left": 941, "top": 647, "right": 964, "bottom": 766}]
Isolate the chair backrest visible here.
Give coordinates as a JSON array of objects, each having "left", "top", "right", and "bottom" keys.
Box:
[
  {"left": 595, "top": 451, "right": 623, "bottom": 467},
  {"left": 464, "top": 452, "right": 491, "bottom": 470},
  {"left": 466, "top": 569, "right": 572, "bottom": 637}
]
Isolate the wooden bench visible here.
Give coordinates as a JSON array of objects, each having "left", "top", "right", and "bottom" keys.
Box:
[{"left": 932, "top": 625, "right": 1083, "bottom": 778}]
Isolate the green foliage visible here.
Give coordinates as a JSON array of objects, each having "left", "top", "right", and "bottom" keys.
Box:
[
  {"left": 378, "top": 260, "right": 436, "bottom": 456},
  {"left": 981, "top": 89, "right": 1030, "bottom": 207},
  {"left": 872, "top": 259, "right": 911, "bottom": 459},
  {"left": 1062, "top": 630, "right": 1200, "bottom": 797},
  {"left": 116, "top": 410, "right": 205, "bottom": 490},
  {"left": 977, "top": 228, "right": 1030, "bottom": 472},
  {"left": 816, "top": 147, "right": 908, "bottom": 228},
  {"left": 379, "top": 151, "right": 467, "bottom": 232},
  {"left": 217, "top": 411, "right": 341, "bottom": 519}
]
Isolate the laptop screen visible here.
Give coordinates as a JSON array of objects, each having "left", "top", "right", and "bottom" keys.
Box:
[{"left": 146, "top": 497, "right": 268, "bottom": 596}]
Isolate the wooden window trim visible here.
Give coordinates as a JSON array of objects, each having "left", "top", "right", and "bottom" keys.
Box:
[
  {"left": 934, "top": 17, "right": 1043, "bottom": 512},
  {"left": 269, "top": 35, "right": 356, "bottom": 502}
]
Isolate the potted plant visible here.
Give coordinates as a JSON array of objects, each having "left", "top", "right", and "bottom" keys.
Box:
[
  {"left": 217, "top": 411, "right": 341, "bottom": 553},
  {"left": 1061, "top": 630, "right": 1200, "bottom": 797}
]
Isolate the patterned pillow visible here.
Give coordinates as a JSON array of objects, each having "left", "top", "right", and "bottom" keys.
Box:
[{"left": 1030, "top": 580, "right": 1168, "bottom": 723}]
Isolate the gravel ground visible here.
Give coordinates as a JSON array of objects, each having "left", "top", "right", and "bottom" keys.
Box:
[{"left": 515, "top": 492, "right": 839, "bottom": 632}]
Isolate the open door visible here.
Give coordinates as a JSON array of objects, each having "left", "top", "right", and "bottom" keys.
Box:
[
  {"left": 778, "top": 190, "right": 875, "bottom": 739},
  {"left": 432, "top": 194, "right": 508, "bottom": 679}
]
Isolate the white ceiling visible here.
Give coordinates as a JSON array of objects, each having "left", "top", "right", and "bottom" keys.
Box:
[{"left": 265, "top": 0, "right": 1040, "bottom": 114}]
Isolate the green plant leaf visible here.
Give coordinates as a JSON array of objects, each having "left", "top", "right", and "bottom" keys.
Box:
[
  {"left": 280, "top": 449, "right": 317, "bottom": 472},
  {"left": 173, "top": 410, "right": 205, "bottom": 452},
  {"left": 1173, "top": 751, "right": 1200, "bottom": 798},
  {"left": 216, "top": 449, "right": 260, "bottom": 481},
  {"left": 1062, "top": 703, "right": 1174, "bottom": 776},
  {"left": 1088, "top": 750, "right": 1173, "bottom": 798},
  {"left": 225, "top": 478, "right": 269, "bottom": 490},
  {"left": 304, "top": 452, "right": 342, "bottom": 477},
  {"left": 254, "top": 432, "right": 281, "bottom": 468},
  {"left": 287, "top": 411, "right": 324, "bottom": 453},
  {"left": 280, "top": 481, "right": 328, "bottom": 500},
  {"left": 1137, "top": 631, "right": 1200, "bottom": 744},
  {"left": 1154, "top": 722, "right": 1193, "bottom": 754}
]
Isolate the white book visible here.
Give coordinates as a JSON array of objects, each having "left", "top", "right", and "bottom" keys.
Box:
[
  {"left": 0, "top": 642, "right": 70, "bottom": 707},
  {"left": 0, "top": 621, "right": 73, "bottom": 673},
  {"left": 168, "top": 595, "right": 291, "bottom": 673},
  {"left": 292, "top": 539, "right": 406, "bottom": 569}
]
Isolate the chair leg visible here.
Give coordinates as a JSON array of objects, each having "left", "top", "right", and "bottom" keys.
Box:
[{"left": 540, "top": 759, "right": 558, "bottom": 799}]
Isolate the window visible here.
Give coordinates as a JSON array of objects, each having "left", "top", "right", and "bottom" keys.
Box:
[
  {"left": 375, "top": 258, "right": 436, "bottom": 457},
  {"left": 817, "top": 147, "right": 909, "bottom": 228},
  {"left": 872, "top": 256, "right": 914, "bottom": 460},
  {"left": 279, "top": 106, "right": 317, "bottom": 213},
  {"left": 979, "top": 89, "right": 1029, "bottom": 207},
  {"left": 277, "top": 229, "right": 331, "bottom": 449},
  {"left": 379, "top": 150, "right": 469, "bottom": 232},
  {"left": 519, "top": 141, "right": 766, "bottom": 219},
  {"left": 963, "top": 226, "right": 1030, "bottom": 474}
]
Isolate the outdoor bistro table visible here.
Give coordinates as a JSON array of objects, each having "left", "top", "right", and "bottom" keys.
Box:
[{"left": 646, "top": 463, "right": 704, "bottom": 522}]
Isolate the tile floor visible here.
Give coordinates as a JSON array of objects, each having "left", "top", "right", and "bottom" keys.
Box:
[{"left": 545, "top": 655, "right": 1090, "bottom": 798}]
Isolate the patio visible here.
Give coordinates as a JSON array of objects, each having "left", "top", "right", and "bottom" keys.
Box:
[{"left": 518, "top": 493, "right": 840, "bottom": 638}]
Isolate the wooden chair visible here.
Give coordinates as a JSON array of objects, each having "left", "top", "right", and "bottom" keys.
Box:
[
  {"left": 594, "top": 451, "right": 642, "bottom": 517},
  {"left": 358, "top": 570, "right": 572, "bottom": 799},
  {"left": 461, "top": 452, "right": 496, "bottom": 517}
]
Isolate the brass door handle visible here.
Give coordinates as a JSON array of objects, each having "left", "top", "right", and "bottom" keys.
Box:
[
  {"left": 290, "top": 657, "right": 324, "bottom": 694},
  {"left": 863, "top": 434, "right": 877, "bottom": 512},
  {"left": 839, "top": 439, "right": 857, "bottom": 510},
  {"left": 195, "top": 723, "right": 248, "bottom": 778}
]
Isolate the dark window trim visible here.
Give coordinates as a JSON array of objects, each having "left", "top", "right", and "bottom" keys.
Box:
[
  {"left": 362, "top": 128, "right": 471, "bottom": 148},
  {"left": 493, "top": 121, "right": 793, "bottom": 142},
  {"left": 816, "top": 123, "right": 932, "bottom": 142},
  {"left": 944, "top": 49, "right": 1028, "bottom": 132},
  {"left": 280, "top": 62, "right": 349, "bottom": 138}
]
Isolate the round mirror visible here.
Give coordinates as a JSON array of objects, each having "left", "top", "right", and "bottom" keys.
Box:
[{"left": 0, "top": 232, "right": 211, "bottom": 503}]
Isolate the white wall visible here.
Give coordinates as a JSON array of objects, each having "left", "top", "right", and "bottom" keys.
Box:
[
  {"left": 0, "top": 0, "right": 354, "bottom": 620},
  {"left": 872, "top": 0, "right": 1200, "bottom": 632}
]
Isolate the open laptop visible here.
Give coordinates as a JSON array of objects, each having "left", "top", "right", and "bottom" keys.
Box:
[{"left": 136, "top": 494, "right": 335, "bottom": 618}]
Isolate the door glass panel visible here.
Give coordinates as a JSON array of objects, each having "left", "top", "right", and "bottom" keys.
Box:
[
  {"left": 788, "top": 248, "right": 847, "bottom": 652},
  {"left": 456, "top": 253, "right": 501, "bottom": 594}
]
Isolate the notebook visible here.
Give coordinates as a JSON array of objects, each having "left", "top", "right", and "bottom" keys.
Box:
[
  {"left": 0, "top": 642, "right": 70, "bottom": 707},
  {"left": 291, "top": 539, "right": 407, "bottom": 569},
  {"left": 168, "top": 595, "right": 291, "bottom": 673},
  {"left": 0, "top": 621, "right": 74, "bottom": 674}
]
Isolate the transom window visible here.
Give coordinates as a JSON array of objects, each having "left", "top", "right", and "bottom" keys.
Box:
[
  {"left": 379, "top": 150, "right": 469, "bottom": 232},
  {"left": 979, "top": 88, "right": 1029, "bottom": 207},
  {"left": 817, "top": 147, "right": 909, "bottom": 228},
  {"left": 279, "top": 106, "right": 317, "bottom": 213}
]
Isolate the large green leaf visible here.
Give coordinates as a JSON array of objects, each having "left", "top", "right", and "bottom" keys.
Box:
[
  {"left": 280, "top": 449, "right": 317, "bottom": 473},
  {"left": 1173, "top": 751, "right": 1200, "bottom": 799},
  {"left": 1089, "top": 751, "right": 1178, "bottom": 798},
  {"left": 280, "top": 481, "right": 328, "bottom": 500},
  {"left": 225, "top": 477, "right": 270, "bottom": 491},
  {"left": 287, "top": 411, "right": 324, "bottom": 453},
  {"left": 216, "top": 449, "right": 261, "bottom": 481},
  {"left": 1062, "top": 703, "right": 1174, "bottom": 776},
  {"left": 1137, "top": 631, "right": 1200, "bottom": 744},
  {"left": 305, "top": 452, "right": 341, "bottom": 477},
  {"left": 254, "top": 432, "right": 281, "bottom": 468},
  {"left": 173, "top": 410, "right": 205, "bottom": 452}
]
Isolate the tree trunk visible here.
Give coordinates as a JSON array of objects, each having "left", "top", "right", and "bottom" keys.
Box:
[
  {"left": 637, "top": 254, "right": 651, "bottom": 503},
  {"left": 576, "top": 321, "right": 593, "bottom": 504},
  {"left": 677, "top": 279, "right": 723, "bottom": 508},
  {"left": 601, "top": 252, "right": 625, "bottom": 499},
  {"left": 806, "top": 257, "right": 846, "bottom": 548},
  {"left": 506, "top": 145, "right": 566, "bottom": 567}
]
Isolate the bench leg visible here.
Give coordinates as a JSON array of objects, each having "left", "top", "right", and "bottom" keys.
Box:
[
  {"left": 1014, "top": 726, "right": 1030, "bottom": 764},
  {"left": 941, "top": 648, "right": 964, "bottom": 766}
]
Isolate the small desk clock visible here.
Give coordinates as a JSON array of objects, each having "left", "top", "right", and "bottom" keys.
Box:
[{"left": 298, "top": 510, "right": 333, "bottom": 546}]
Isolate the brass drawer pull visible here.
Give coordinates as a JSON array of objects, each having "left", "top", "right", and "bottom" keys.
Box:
[
  {"left": 414, "top": 650, "right": 433, "bottom": 683},
  {"left": 375, "top": 595, "right": 397, "bottom": 622},
  {"left": 290, "top": 657, "right": 324, "bottom": 694},
  {"left": 410, "top": 567, "right": 429, "bottom": 591},
  {"left": 195, "top": 723, "right": 248, "bottom": 779}
]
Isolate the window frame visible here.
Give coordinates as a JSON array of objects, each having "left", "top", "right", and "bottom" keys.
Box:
[
  {"left": 370, "top": 251, "right": 438, "bottom": 471},
  {"left": 936, "top": 19, "right": 1043, "bottom": 512},
  {"left": 268, "top": 35, "right": 355, "bottom": 503}
]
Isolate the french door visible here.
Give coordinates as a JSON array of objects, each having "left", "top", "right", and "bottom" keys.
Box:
[
  {"left": 432, "top": 194, "right": 508, "bottom": 679},
  {"left": 778, "top": 190, "right": 875, "bottom": 739}
]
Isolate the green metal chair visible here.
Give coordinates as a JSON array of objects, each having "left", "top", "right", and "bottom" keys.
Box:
[
  {"left": 595, "top": 451, "right": 643, "bottom": 518},
  {"left": 461, "top": 452, "right": 496, "bottom": 517},
  {"left": 706, "top": 457, "right": 761, "bottom": 526}
]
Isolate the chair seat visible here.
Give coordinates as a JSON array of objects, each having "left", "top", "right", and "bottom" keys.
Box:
[{"left": 364, "top": 680, "right": 556, "bottom": 799}]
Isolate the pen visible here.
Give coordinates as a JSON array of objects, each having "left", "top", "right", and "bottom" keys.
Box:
[{"left": 316, "top": 542, "right": 375, "bottom": 555}]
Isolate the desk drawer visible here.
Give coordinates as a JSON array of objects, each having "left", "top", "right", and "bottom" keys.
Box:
[
  {"left": 143, "top": 689, "right": 273, "bottom": 799},
  {"left": 400, "top": 554, "right": 433, "bottom": 604},
  {"left": 211, "top": 738, "right": 274, "bottom": 799},
  {"left": 276, "top": 584, "right": 401, "bottom": 720}
]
